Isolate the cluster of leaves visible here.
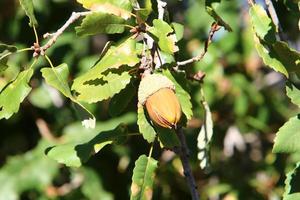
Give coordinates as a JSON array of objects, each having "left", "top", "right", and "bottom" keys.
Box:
[
  {"left": 1, "top": 0, "right": 300, "bottom": 199},
  {"left": 1, "top": 0, "right": 198, "bottom": 198},
  {"left": 248, "top": 2, "right": 300, "bottom": 199}
]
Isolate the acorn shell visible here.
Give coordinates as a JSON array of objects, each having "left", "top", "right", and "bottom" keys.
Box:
[{"left": 138, "top": 74, "right": 175, "bottom": 105}]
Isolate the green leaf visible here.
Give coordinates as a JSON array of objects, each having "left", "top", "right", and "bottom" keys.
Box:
[
  {"left": 249, "top": 5, "right": 300, "bottom": 77},
  {"left": 161, "top": 69, "right": 193, "bottom": 120},
  {"left": 137, "top": 105, "right": 157, "bottom": 143},
  {"left": 130, "top": 155, "right": 158, "bottom": 200},
  {"left": 249, "top": 4, "right": 276, "bottom": 42},
  {"left": 77, "top": 0, "right": 132, "bottom": 19},
  {"left": 41, "top": 63, "right": 95, "bottom": 128},
  {"left": 46, "top": 124, "right": 128, "bottom": 167},
  {"left": 75, "top": 71, "right": 131, "bottom": 103},
  {"left": 148, "top": 19, "right": 179, "bottom": 54},
  {"left": 0, "top": 69, "right": 33, "bottom": 119},
  {"left": 273, "top": 115, "right": 300, "bottom": 153},
  {"left": 41, "top": 63, "right": 72, "bottom": 98},
  {"left": 0, "top": 140, "right": 59, "bottom": 200},
  {"left": 286, "top": 82, "right": 300, "bottom": 107},
  {"left": 171, "top": 22, "right": 184, "bottom": 41},
  {"left": 134, "top": 0, "right": 152, "bottom": 21},
  {"left": 76, "top": 12, "right": 126, "bottom": 37},
  {"left": 72, "top": 39, "right": 139, "bottom": 103},
  {"left": 205, "top": 6, "right": 232, "bottom": 32},
  {"left": 19, "top": 0, "right": 38, "bottom": 27},
  {"left": 197, "top": 95, "right": 214, "bottom": 169},
  {"left": 81, "top": 167, "right": 113, "bottom": 200},
  {"left": 109, "top": 83, "right": 136, "bottom": 116},
  {"left": 253, "top": 37, "right": 288, "bottom": 77},
  {"left": 283, "top": 162, "right": 300, "bottom": 200}
]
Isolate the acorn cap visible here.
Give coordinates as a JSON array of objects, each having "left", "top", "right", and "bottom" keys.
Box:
[{"left": 138, "top": 74, "right": 175, "bottom": 105}]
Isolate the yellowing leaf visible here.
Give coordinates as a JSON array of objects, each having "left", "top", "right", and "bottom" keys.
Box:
[
  {"left": 91, "top": 3, "right": 131, "bottom": 19},
  {"left": 77, "top": 0, "right": 132, "bottom": 19}
]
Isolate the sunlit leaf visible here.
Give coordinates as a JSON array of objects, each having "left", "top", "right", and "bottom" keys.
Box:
[
  {"left": 77, "top": 0, "right": 132, "bottom": 19},
  {"left": 41, "top": 63, "right": 72, "bottom": 98},
  {"left": 72, "top": 39, "right": 139, "bottom": 103},
  {"left": 250, "top": 4, "right": 300, "bottom": 77},
  {"left": 134, "top": 0, "right": 152, "bottom": 21},
  {"left": 137, "top": 105, "right": 156, "bottom": 143},
  {"left": 19, "top": 0, "right": 38, "bottom": 27},
  {"left": 0, "top": 69, "right": 33, "bottom": 119},
  {"left": 130, "top": 155, "right": 157, "bottom": 200},
  {"left": 273, "top": 115, "right": 300, "bottom": 153},
  {"left": 249, "top": 4, "right": 276, "bottom": 42},
  {"left": 286, "top": 82, "right": 300, "bottom": 107},
  {"left": 148, "top": 19, "right": 179, "bottom": 54},
  {"left": 76, "top": 12, "right": 126, "bottom": 36}
]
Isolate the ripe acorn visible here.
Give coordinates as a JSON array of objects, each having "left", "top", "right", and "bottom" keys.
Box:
[{"left": 138, "top": 74, "right": 182, "bottom": 129}]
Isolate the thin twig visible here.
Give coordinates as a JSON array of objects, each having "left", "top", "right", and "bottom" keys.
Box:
[
  {"left": 36, "top": 11, "right": 91, "bottom": 56},
  {"left": 157, "top": 0, "right": 167, "bottom": 20},
  {"left": 35, "top": 118, "right": 60, "bottom": 143},
  {"left": 176, "top": 22, "right": 221, "bottom": 67},
  {"left": 264, "top": 0, "right": 285, "bottom": 41},
  {"left": 174, "top": 127, "right": 200, "bottom": 200}
]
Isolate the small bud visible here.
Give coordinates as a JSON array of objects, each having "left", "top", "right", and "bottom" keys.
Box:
[{"left": 138, "top": 74, "right": 182, "bottom": 129}]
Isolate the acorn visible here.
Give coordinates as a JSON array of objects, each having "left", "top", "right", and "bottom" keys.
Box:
[{"left": 138, "top": 74, "right": 182, "bottom": 129}]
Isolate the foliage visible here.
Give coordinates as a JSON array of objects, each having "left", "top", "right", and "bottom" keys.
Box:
[{"left": 0, "top": 0, "right": 300, "bottom": 199}]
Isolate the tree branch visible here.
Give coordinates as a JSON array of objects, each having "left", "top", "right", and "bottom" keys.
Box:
[
  {"left": 264, "top": 0, "right": 285, "bottom": 41},
  {"left": 33, "top": 11, "right": 92, "bottom": 57},
  {"left": 174, "top": 127, "right": 200, "bottom": 200},
  {"left": 176, "top": 22, "right": 221, "bottom": 67}
]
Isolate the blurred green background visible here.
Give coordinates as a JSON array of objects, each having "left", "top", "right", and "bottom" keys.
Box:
[{"left": 0, "top": 0, "right": 299, "bottom": 199}]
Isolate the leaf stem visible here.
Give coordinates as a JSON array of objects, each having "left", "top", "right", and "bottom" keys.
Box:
[
  {"left": 28, "top": 58, "right": 38, "bottom": 70},
  {"left": 148, "top": 143, "right": 154, "bottom": 159},
  {"left": 33, "top": 25, "right": 39, "bottom": 45},
  {"left": 0, "top": 47, "right": 33, "bottom": 61}
]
